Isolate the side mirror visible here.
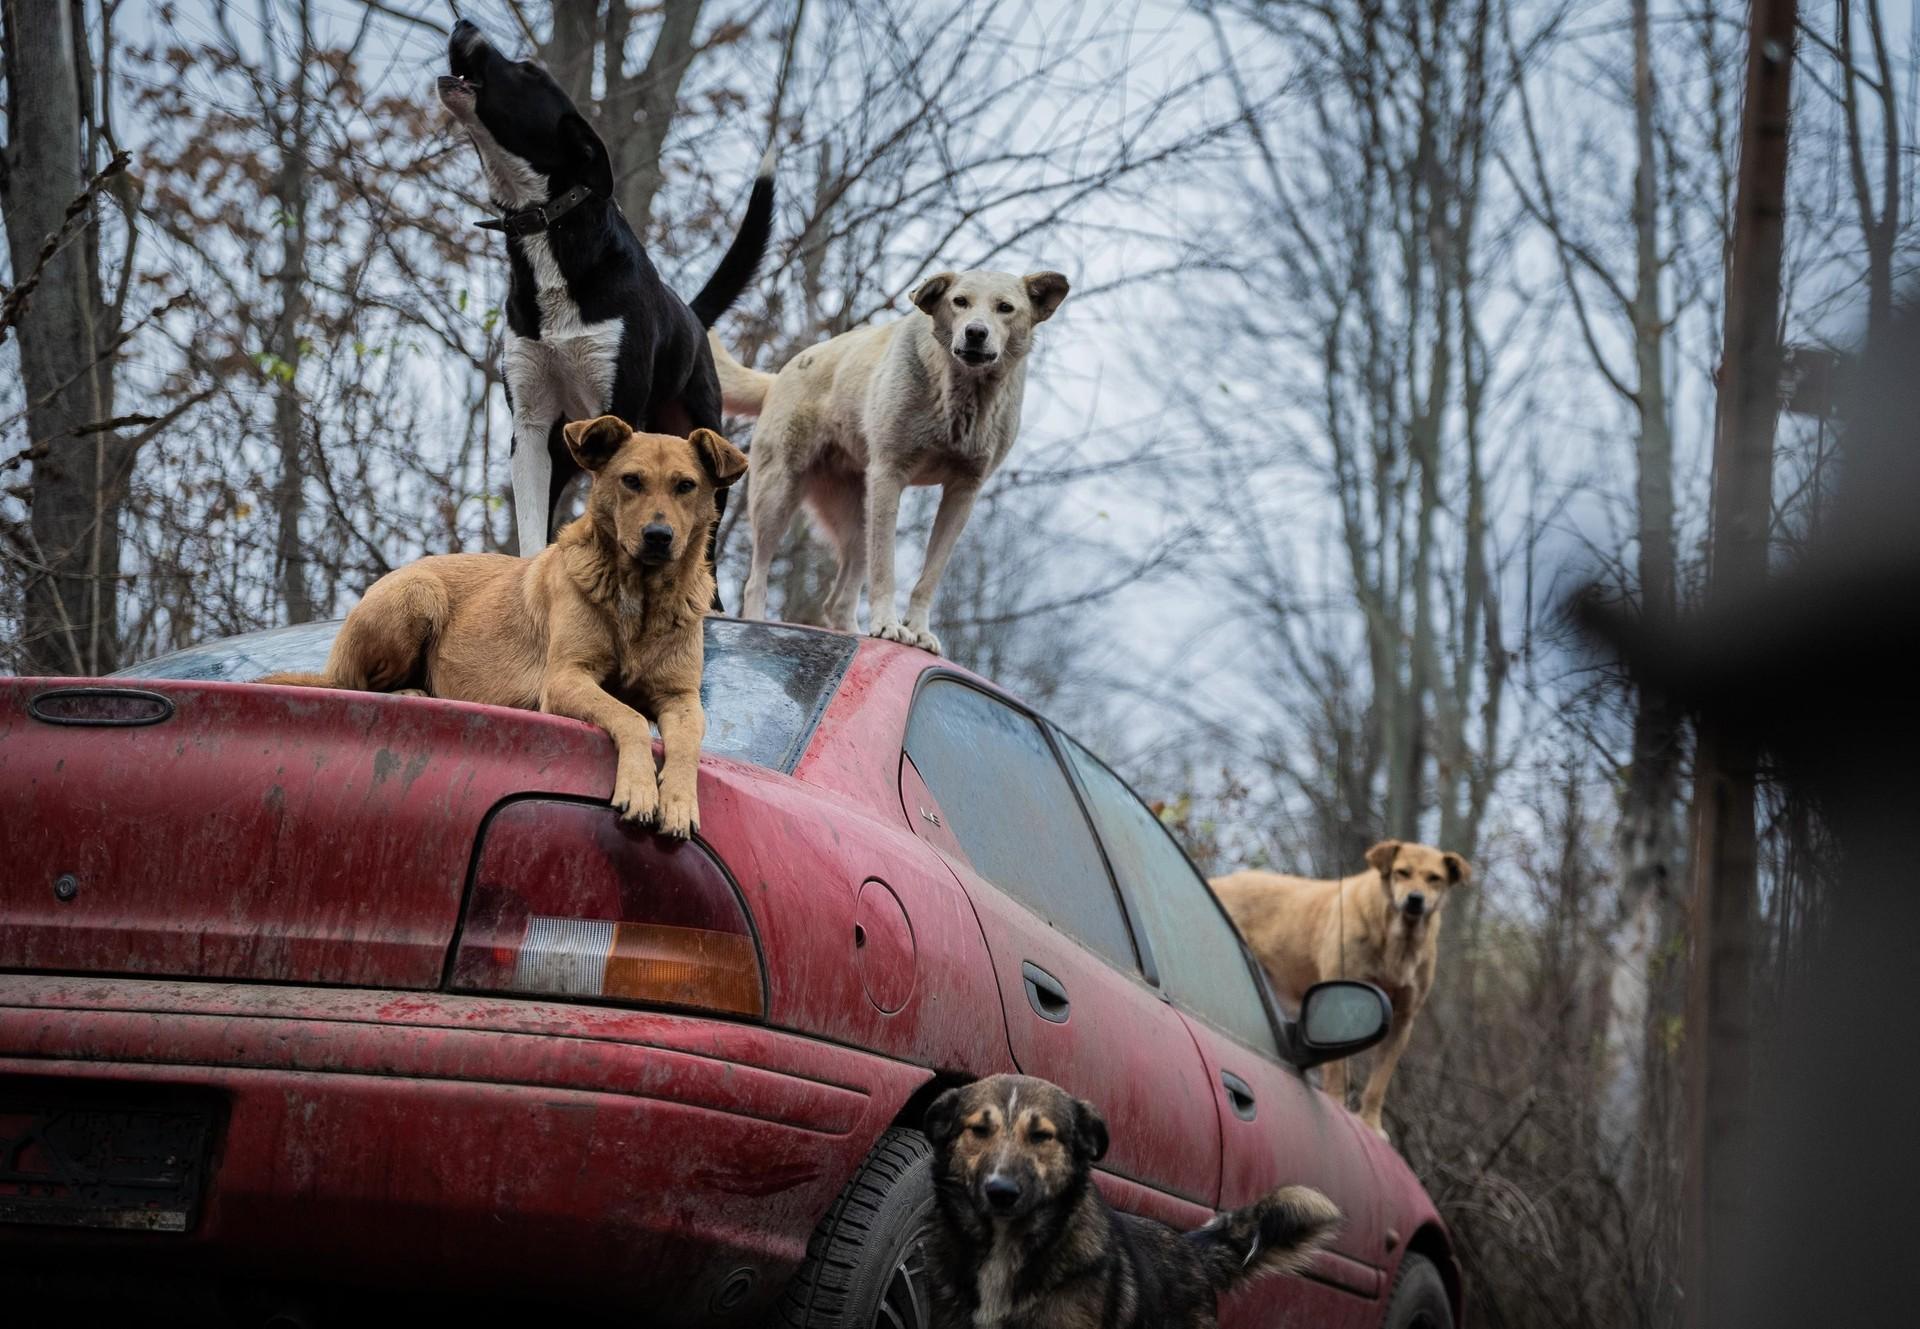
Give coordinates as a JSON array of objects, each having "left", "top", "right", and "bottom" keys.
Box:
[{"left": 1289, "top": 980, "right": 1392, "bottom": 1070}]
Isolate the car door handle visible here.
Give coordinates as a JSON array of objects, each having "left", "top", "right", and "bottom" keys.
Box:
[
  {"left": 1022, "top": 961, "right": 1071, "bottom": 1023},
  {"left": 1221, "top": 1070, "right": 1257, "bottom": 1121}
]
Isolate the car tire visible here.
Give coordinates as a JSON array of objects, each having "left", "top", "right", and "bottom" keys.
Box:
[
  {"left": 1383, "top": 1252, "right": 1453, "bottom": 1329},
  {"left": 775, "top": 1127, "right": 937, "bottom": 1329}
]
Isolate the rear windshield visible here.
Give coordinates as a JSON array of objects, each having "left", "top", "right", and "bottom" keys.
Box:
[{"left": 114, "top": 618, "right": 856, "bottom": 773}]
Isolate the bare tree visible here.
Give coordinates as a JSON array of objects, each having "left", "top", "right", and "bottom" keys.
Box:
[
  {"left": 1836, "top": 0, "right": 1903, "bottom": 349},
  {"left": 1, "top": 0, "right": 139, "bottom": 673},
  {"left": 265, "top": 0, "right": 318, "bottom": 624},
  {"left": 1182, "top": 0, "right": 1517, "bottom": 874},
  {"left": 1686, "top": 2, "right": 1797, "bottom": 1324},
  {"left": 1503, "top": 0, "right": 1693, "bottom": 1194}
]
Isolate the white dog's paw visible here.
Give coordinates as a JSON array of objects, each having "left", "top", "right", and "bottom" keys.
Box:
[
  {"left": 610, "top": 758, "right": 659, "bottom": 826},
  {"left": 872, "top": 620, "right": 916, "bottom": 645},
  {"left": 907, "top": 625, "right": 943, "bottom": 655}
]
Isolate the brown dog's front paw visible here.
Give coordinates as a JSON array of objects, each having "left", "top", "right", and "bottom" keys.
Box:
[
  {"left": 611, "top": 761, "right": 660, "bottom": 825},
  {"left": 655, "top": 783, "right": 699, "bottom": 840}
]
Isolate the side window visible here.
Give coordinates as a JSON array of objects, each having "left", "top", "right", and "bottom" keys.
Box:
[
  {"left": 904, "top": 679, "right": 1137, "bottom": 969},
  {"left": 1057, "top": 734, "right": 1280, "bottom": 1055}
]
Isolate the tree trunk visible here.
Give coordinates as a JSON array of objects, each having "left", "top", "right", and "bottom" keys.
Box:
[
  {"left": 607, "top": 0, "right": 705, "bottom": 231},
  {"left": 1837, "top": 0, "right": 1900, "bottom": 351},
  {"left": 540, "top": 0, "right": 600, "bottom": 111},
  {"left": 1604, "top": 0, "right": 1681, "bottom": 1162},
  {"left": 0, "top": 0, "right": 125, "bottom": 675},
  {"left": 271, "top": 0, "right": 315, "bottom": 625},
  {"left": 1686, "top": 2, "right": 1795, "bottom": 1323}
]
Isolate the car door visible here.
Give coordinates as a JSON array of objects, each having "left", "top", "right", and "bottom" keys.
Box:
[
  {"left": 900, "top": 675, "right": 1221, "bottom": 1211},
  {"left": 1054, "top": 732, "right": 1388, "bottom": 1324}
]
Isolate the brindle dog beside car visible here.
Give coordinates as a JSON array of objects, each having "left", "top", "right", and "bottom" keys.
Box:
[
  {"left": 258, "top": 417, "right": 746, "bottom": 838},
  {"left": 922, "top": 1075, "right": 1339, "bottom": 1329}
]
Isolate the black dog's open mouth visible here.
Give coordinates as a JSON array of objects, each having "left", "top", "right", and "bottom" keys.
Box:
[{"left": 437, "top": 74, "right": 479, "bottom": 107}]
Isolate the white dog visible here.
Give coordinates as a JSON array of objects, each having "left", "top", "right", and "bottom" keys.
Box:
[{"left": 710, "top": 268, "right": 1069, "bottom": 654}]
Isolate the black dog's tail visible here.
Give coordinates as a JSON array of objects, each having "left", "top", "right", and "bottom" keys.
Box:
[
  {"left": 689, "top": 161, "right": 774, "bottom": 328},
  {"left": 1186, "top": 1186, "right": 1341, "bottom": 1295},
  {"left": 692, "top": 0, "right": 801, "bottom": 329}
]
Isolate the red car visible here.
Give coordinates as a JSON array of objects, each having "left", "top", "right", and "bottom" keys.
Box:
[{"left": 0, "top": 620, "right": 1460, "bottom": 1327}]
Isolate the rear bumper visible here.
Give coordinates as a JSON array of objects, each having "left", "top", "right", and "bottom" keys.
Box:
[{"left": 0, "top": 976, "right": 930, "bottom": 1319}]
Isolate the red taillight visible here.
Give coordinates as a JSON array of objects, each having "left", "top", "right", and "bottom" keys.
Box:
[{"left": 451, "top": 799, "right": 764, "bottom": 1017}]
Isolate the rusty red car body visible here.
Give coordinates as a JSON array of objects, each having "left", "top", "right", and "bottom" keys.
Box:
[{"left": 0, "top": 622, "right": 1459, "bottom": 1324}]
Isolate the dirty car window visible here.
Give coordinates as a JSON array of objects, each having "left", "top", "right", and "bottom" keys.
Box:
[
  {"left": 903, "top": 677, "right": 1137, "bottom": 969},
  {"left": 1057, "top": 733, "right": 1280, "bottom": 1055},
  {"left": 114, "top": 618, "right": 855, "bottom": 773}
]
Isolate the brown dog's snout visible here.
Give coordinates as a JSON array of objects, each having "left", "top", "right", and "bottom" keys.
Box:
[
  {"left": 640, "top": 522, "right": 675, "bottom": 561},
  {"left": 1403, "top": 891, "right": 1427, "bottom": 917}
]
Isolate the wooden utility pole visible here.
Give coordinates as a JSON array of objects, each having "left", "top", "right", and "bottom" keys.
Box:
[{"left": 1685, "top": 3, "right": 1796, "bottom": 1326}]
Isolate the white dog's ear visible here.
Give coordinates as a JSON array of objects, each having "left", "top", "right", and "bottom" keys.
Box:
[
  {"left": 910, "top": 271, "right": 957, "bottom": 313},
  {"left": 1442, "top": 852, "right": 1473, "bottom": 886},
  {"left": 564, "top": 415, "right": 630, "bottom": 471},
  {"left": 1023, "top": 271, "right": 1070, "bottom": 322},
  {"left": 688, "top": 428, "right": 749, "bottom": 487},
  {"left": 1365, "top": 840, "right": 1401, "bottom": 874}
]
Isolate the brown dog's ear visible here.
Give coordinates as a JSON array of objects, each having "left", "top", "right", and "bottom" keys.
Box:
[
  {"left": 688, "top": 428, "right": 749, "bottom": 487},
  {"left": 563, "top": 415, "right": 630, "bottom": 472},
  {"left": 923, "top": 1087, "right": 964, "bottom": 1146},
  {"left": 1365, "top": 840, "right": 1401, "bottom": 874},
  {"left": 1071, "top": 1097, "right": 1109, "bottom": 1163},
  {"left": 1442, "top": 852, "right": 1473, "bottom": 886},
  {"left": 1024, "top": 271, "right": 1070, "bottom": 323},
  {"left": 910, "top": 271, "right": 957, "bottom": 314}
]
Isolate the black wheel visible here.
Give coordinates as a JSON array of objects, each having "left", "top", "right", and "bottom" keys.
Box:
[
  {"left": 775, "top": 1127, "right": 937, "bottom": 1329},
  {"left": 1382, "top": 1253, "right": 1453, "bottom": 1329}
]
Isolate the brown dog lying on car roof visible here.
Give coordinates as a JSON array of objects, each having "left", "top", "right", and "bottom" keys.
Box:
[
  {"left": 258, "top": 416, "right": 746, "bottom": 839},
  {"left": 1211, "top": 840, "right": 1471, "bottom": 1137},
  {"left": 923, "top": 1074, "right": 1339, "bottom": 1329}
]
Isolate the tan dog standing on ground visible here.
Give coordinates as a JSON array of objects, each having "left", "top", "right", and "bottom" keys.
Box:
[
  {"left": 1211, "top": 840, "right": 1471, "bottom": 1136},
  {"left": 258, "top": 417, "right": 746, "bottom": 838}
]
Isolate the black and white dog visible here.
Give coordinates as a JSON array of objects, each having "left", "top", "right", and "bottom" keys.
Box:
[{"left": 438, "top": 18, "right": 771, "bottom": 575}]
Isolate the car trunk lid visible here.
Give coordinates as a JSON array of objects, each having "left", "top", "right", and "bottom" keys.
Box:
[{"left": 0, "top": 679, "right": 610, "bottom": 988}]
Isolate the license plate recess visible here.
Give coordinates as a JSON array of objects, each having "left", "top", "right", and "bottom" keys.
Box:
[{"left": 0, "top": 1082, "right": 218, "bottom": 1233}]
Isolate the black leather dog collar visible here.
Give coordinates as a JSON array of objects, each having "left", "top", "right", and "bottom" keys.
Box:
[{"left": 475, "top": 184, "right": 595, "bottom": 237}]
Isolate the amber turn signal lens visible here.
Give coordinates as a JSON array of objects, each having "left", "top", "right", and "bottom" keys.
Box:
[{"left": 603, "top": 923, "right": 764, "bottom": 1017}]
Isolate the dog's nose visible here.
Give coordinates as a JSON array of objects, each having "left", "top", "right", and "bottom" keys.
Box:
[
  {"left": 963, "top": 322, "right": 989, "bottom": 345},
  {"left": 982, "top": 1174, "right": 1022, "bottom": 1212},
  {"left": 451, "top": 17, "right": 485, "bottom": 55},
  {"left": 641, "top": 523, "right": 674, "bottom": 552},
  {"left": 1404, "top": 892, "right": 1427, "bottom": 917}
]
